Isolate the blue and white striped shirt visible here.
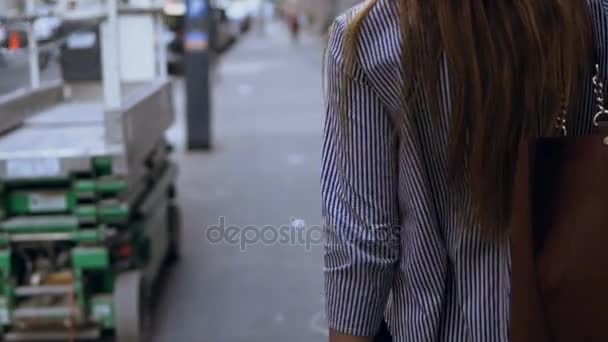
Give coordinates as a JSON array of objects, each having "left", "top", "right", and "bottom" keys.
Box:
[{"left": 321, "top": 1, "right": 608, "bottom": 341}]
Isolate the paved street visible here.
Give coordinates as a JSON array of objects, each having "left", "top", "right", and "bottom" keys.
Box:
[
  {"left": 157, "top": 24, "right": 327, "bottom": 341},
  {"left": 0, "top": 49, "right": 61, "bottom": 95}
]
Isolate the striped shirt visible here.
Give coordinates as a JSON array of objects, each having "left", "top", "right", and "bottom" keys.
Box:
[{"left": 321, "top": 1, "right": 608, "bottom": 341}]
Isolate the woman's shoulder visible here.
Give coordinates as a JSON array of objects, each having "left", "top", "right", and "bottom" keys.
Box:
[{"left": 327, "top": 0, "right": 402, "bottom": 106}]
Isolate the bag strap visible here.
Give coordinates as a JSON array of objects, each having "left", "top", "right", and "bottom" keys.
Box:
[
  {"left": 556, "top": 1, "right": 608, "bottom": 134},
  {"left": 556, "top": 66, "right": 606, "bottom": 136},
  {"left": 591, "top": 0, "right": 608, "bottom": 126},
  {"left": 592, "top": 66, "right": 608, "bottom": 126}
]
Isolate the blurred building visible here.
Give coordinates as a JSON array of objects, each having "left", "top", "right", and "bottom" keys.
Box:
[
  {"left": 297, "top": 0, "right": 361, "bottom": 34},
  {"left": 0, "top": 0, "right": 20, "bottom": 12}
]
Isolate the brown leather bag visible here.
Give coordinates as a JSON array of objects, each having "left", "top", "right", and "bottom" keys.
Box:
[{"left": 510, "top": 64, "right": 608, "bottom": 341}]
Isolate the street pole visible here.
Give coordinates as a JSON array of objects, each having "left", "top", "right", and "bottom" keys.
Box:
[
  {"left": 25, "top": 0, "right": 40, "bottom": 89},
  {"left": 101, "top": 0, "right": 122, "bottom": 112},
  {"left": 184, "top": 0, "right": 213, "bottom": 150}
]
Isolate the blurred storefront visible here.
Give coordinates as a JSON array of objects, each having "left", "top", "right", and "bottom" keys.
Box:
[
  {"left": 297, "top": 0, "right": 361, "bottom": 34},
  {"left": 0, "top": 0, "right": 20, "bottom": 12}
]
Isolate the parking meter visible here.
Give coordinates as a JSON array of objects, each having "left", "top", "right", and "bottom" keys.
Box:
[{"left": 184, "top": 0, "right": 213, "bottom": 150}]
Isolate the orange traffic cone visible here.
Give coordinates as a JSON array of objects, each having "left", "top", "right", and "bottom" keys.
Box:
[{"left": 8, "top": 31, "right": 20, "bottom": 50}]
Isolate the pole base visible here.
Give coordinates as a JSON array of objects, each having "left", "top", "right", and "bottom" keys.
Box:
[{"left": 187, "top": 141, "right": 212, "bottom": 151}]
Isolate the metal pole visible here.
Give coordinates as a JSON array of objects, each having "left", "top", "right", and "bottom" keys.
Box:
[
  {"left": 257, "top": 1, "right": 265, "bottom": 37},
  {"left": 155, "top": 11, "right": 168, "bottom": 79},
  {"left": 26, "top": 0, "right": 41, "bottom": 89},
  {"left": 184, "top": 0, "right": 213, "bottom": 150},
  {"left": 101, "top": 0, "right": 122, "bottom": 111}
]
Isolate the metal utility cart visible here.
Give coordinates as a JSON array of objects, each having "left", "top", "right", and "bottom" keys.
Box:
[{"left": 0, "top": 0, "right": 180, "bottom": 340}]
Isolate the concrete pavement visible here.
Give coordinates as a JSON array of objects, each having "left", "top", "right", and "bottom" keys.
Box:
[{"left": 157, "top": 23, "right": 327, "bottom": 341}]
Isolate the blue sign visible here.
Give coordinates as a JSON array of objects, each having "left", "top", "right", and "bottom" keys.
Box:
[
  {"left": 185, "top": 31, "right": 208, "bottom": 42},
  {"left": 187, "top": 0, "right": 207, "bottom": 18},
  {"left": 184, "top": 30, "right": 209, "bottom": 51}
]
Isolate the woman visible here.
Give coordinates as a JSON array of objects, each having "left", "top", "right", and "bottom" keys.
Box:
[{"left": 321, "top": 1, "right": 608, "bottom": 342}]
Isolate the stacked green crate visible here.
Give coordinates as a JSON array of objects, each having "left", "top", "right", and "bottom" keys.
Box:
[
  {"left": 1, "top": 157, "right": 130, "bottom": 228},
  {"left": 0, "top": 156, "right": 131, "bottom": 327},
  {"left": 0, "top": 139, "right": 176, "bottom": 333}
]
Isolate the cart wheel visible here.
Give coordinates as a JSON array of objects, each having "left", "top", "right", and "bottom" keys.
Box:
[
  {"left": 114, "top": 271, "right": 149, "bottom": 342},
  {"left": 166, "top": 204, "right": 182, "bottom": 264}
]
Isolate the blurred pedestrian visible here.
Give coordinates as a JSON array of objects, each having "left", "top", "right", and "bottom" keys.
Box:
[
  {"left": 287, "top": 11, "right": 300, "bottom": 43},
  {"left": 321, "top": 1, "right": 607, "bottom": 342}
]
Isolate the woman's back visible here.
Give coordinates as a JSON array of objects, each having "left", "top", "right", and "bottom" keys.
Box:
[{"left": 321, "top": 1, "right": 608, "bottom": 341}]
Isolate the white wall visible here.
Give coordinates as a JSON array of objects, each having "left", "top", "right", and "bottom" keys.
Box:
[
  {"left": 118, "top": 14, "right": 157, "bottom": 82},
  {"left": 0, "top": 0, "right": 21, "bottom": 13}
]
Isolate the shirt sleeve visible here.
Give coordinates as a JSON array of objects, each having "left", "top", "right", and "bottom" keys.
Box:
[{"left": 321, "top": 18, "right": 401, "bottom": 337}]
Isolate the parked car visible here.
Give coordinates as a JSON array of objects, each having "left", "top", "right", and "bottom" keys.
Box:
[
  {"left": 224, "top": 0, "right": 258, "bottom": 33},
  {"left": 163, "top": 0, "right": 238, "bottom": 74},
  {"left": 214, "top": 7, "right": 238, "bottom": 53},
  {"left": 33, "top": 4, "right": 62, "bottom": 43},
  {"left": 164, "top": 0, "right": 186, "bottom": 73},
  {"left": 34, "top": 16, "right": 62, "bottom": 44}
]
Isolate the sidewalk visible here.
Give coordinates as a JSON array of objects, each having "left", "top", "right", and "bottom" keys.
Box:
[{"left": 157, "top": 22, "right": 328, "bottom": 341}]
